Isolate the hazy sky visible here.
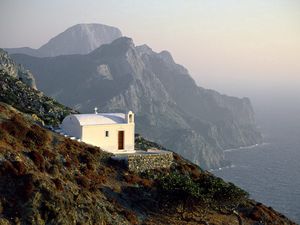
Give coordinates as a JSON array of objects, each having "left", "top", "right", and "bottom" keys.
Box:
[{"left": 1, "top": 0, "right": 299, "bottom": 111}]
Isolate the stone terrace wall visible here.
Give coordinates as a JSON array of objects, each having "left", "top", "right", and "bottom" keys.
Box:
[{"left": 127, "top": 151, "right": 173, "bottom": 172}]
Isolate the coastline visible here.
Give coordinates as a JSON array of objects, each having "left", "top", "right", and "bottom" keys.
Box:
[
  {"left": 223, "top": 142, "right": 269, "bottom": 153},
  {"left": 209, "top": 142, "right": 269, "bottom": 172}
]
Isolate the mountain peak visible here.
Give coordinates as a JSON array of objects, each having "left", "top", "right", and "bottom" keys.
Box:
[
  {"left": 136, "top": 44, "right": 154, "bottom": 55},
  {"left": 158, "top": 50, "right": 175, "bottom": 64},
  {"left": 38, "top": 23, "right": 122, "bottom": 56},
  {"left": 111, "top": 36, "right": 134, "bottom": 47},
  {"left": 5, "top": 23, "right": 122, "bottom": 57},
  {"left": 89, "top": 36, "right": 135, "bottom": 58},
  {"left": 65, "top": 23, "right": 121, "bottom": 33}
]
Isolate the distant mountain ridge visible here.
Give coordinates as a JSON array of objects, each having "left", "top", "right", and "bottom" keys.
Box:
[
  {"left": 11, "top": 36, "right": 263, "bottom": 169},
  {"left": 4, "top": 23, "right": 122, "bottom": 57}
]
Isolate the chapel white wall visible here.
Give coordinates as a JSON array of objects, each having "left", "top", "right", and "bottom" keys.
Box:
[{"left": 81, "top": 123, "right": 135, "bottom": 153}]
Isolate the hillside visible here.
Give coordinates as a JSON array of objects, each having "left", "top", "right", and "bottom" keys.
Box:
[
  {"left": 10, "top": 37, "right": 262, "bottom": 169},
  {"left": 0, "top": 57, "right": 295, "bottom": 224},
  {"left": 0, "top": 102, "right": 296, "bottom": 225},
  {"left": 4, "top": 23, "right": 122, "bottom": 57}
]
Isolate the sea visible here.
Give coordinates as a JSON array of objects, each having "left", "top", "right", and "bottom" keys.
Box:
[{"left": 212, "top": 117, "right": 300, "bottom": 223}]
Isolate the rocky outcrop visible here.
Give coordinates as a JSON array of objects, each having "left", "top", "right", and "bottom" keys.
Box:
[
  {"left": 5, "top": 23, "right": 122, "bottom": 57},
  {"left": 11, "top": 37, "right": 262, "bottom": 169},
  {"left": 0, "top": 49, "right": 36, "bottom": 89},
  {"left": 0, "top": 69, "right": 75, "bottom": 125}
]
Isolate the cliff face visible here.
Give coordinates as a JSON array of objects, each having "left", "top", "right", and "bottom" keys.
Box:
[
  {"left": 11, "top": 37, "right": 262, "bottom": 169},
  {"left": 135, "top": 43, "right": 262, "bottom": 150},
  {"left": 0, "top": 49, "right": 36, "bottom": 89},
  {"left": 4, "top": 23, "right": 122, "bottom": 57}
]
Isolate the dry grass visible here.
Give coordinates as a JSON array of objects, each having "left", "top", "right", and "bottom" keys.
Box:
[{"left": 0, "top": 103, "right": 296, "bottom": 225}]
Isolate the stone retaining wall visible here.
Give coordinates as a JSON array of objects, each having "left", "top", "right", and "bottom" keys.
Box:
[{"left": 126, "top": 151, "right": 173, "bottom": 172}]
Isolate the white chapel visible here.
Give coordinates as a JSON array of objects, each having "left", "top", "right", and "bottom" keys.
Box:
[{"left": 61, "top": 110, "right": 135, "bottom": 154}]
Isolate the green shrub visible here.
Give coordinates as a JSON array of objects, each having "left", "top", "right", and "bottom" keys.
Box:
[
  {"left": 197, "top": 175, "right": 249, "bottom": 207},
  {"left": 156, "top": 172, "right": 248, "bottom": 208},
  {"left": 157, "top": 172, "right": 204, "bottom": 199}
]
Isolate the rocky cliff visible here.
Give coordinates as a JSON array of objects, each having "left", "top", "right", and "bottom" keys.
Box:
[
  {"left": 0, "top": 49, "right": 36, "bottom": 89},
  {"left": 11, "top": 37, "right": 262, "bottom": 169},
  {"left": 4, "top": 23, "right": 122, "bottom": 57}
]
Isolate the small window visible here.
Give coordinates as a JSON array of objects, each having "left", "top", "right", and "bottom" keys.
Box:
[
  {"left": 105, "top": 131, "right": 109, "bottom": 137},
  {"left": 129, "top": 114, "right": 133, "bottom": 123}
]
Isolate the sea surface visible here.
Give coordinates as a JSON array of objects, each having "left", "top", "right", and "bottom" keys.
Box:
[{"left": 212, "top": 121, "right": 300, "bottom": 223}]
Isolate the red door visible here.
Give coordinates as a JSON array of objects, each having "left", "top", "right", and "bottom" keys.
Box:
[{"left": 118, "top": 131, "right": 124, "bottom": 150}]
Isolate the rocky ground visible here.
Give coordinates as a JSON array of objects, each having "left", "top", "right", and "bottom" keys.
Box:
[{"left": 0, "top": 102, "right": 296, "bottom": 225}]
